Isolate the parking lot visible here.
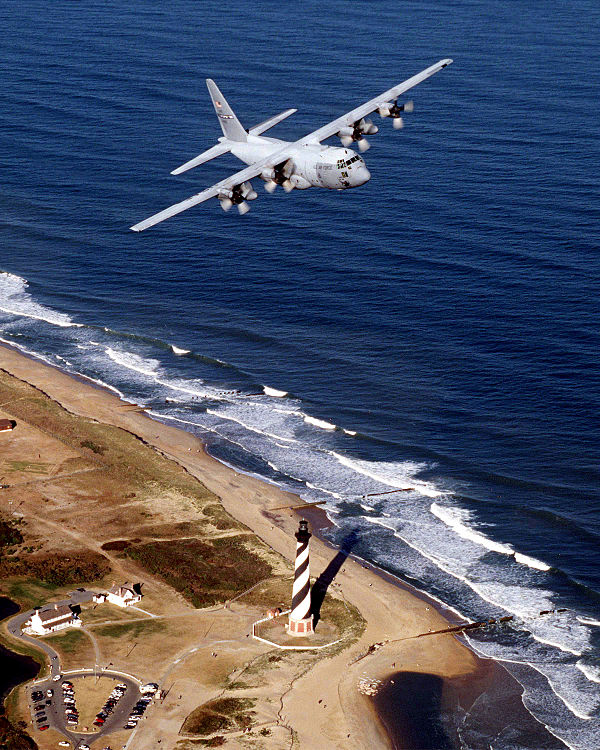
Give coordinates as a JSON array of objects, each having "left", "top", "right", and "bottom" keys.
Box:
[{"left": 28, "top": 670, "right": 152, "bottom": 746}]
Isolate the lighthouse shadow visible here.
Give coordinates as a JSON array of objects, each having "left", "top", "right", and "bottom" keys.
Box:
[{"left": 311, "top": 529, "right": 359, "bottom": 628}]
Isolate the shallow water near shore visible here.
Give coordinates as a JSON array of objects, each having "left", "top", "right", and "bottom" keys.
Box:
[{"left": 1, "top": 1, "right": 599, "bottom": 747}]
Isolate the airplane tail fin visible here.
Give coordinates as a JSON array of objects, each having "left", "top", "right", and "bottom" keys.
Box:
[{"left": 206, "top": 79, "right": 248, "bottom": 142}]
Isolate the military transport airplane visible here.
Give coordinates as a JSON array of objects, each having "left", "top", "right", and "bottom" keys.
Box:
[{"left": 130, "top": 58, "right": 452, "bottom": 231}]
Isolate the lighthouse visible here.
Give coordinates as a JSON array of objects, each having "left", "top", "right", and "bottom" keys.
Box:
[{"left": 288, "top": 519, "right": 314, "bottom": 636}]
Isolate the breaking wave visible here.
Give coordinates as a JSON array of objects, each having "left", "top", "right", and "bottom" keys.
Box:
[{"left": 0, "top": 272, "right": 81, "bottom": 328}]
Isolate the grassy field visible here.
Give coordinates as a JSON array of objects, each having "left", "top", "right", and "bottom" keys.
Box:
[{"left": 44, "top": 629, "right": 94, "bottom": 670}]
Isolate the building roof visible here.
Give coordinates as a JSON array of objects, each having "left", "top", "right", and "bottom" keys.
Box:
[
  {"left": 0, "top": 419, "right": 16, "bottom": 431},
  {"left": 36, "top": 604, "right": 73, "bottom": 623},
  {"left": 108, "top": 584, "right": 137, "bottom": 597}
]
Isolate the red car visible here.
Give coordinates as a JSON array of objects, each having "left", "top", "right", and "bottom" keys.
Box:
[{"left": 39, "top": 725, "right": 49, "bottom": 731}]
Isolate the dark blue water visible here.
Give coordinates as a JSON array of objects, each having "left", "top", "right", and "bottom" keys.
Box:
[{"left": 1, "top": 2, "right": 599, "bottom": 747}]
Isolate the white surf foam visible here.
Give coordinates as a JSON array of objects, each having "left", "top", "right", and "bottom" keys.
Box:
[
  {"left": 304, "top": 414, "right": 336, "bottom": 430},
  {"left": 576, "top": 662, "right": 600, "bottom": 683},
  {"left": 431, "top": 503, "right": 516, "bottom": 555},
  {"left": 206, "top": 408, "right": 298, "bottom": 444},
  {"left": 577, "top": 616, "right": 600, "bottom": 626},
  {"left": 171, "top": 345, "right": 190, "bottom": 355},
  {"left": 514, "top": 552, "right": 551, "bottom": 571},
  {"left": 263, "top": 385, "right": 288, "bottom": 397},
  {"left": 0, "top": 271, "right": 81, "bottom": 328},
  {"left": 331, "top": 452, "right": 441, "bottom": 497},
  {"left": 431, "top": 503, "right": 551, "bottom": 570},
  {"left": 343, "top": 429, "right": 357, "bottom": 436},
  {"left": 105, "top": 347, "right": 214, "bottom": 400}
]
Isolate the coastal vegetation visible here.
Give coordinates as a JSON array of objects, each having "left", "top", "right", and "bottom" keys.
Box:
[
  {"left": 125, "top": 538, "right": 272, "bottom": 607},
  {"left": 0, "top": 708, "right": 37, "bottom": 750},
  {"left": 0, "top": 519, "right": 23, "bottom": 549},
  {"left": 0, "top": 551, "right": 111, "bottom": 587},
  {"left": 181, "top": 697, "right": 256, "bottom": 736}
]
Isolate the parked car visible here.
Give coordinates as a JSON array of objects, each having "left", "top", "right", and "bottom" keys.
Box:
[
  {"left": 46, "top": 689, "right": 53, "bottom": 697},
  {"left": 39, "top": 725, "right": 49, "bottom": 731}
]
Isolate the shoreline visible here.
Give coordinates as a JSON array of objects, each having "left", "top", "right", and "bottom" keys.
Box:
[{"left": 0, "top": 341, "right": 522, "bottom": 749}]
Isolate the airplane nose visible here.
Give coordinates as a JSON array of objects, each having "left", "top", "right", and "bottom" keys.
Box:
[{"left": 353, "top": 166, "right": 371, "bottom": 186}]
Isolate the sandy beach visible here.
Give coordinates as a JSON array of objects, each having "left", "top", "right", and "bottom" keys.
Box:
[{"left": 0, "top": 342, "right": 510, "bottom": 749}]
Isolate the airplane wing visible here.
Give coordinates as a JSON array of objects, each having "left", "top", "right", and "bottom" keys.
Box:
[
  {"left": 130, "top": 146, "right": 293, "bottom": 232},
  {"left": 298, "top": 58, "right": 452, "bottom": 146}
]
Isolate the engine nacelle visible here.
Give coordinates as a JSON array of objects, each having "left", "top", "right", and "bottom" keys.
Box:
[
  {"left": 289, "top": 174, "right": 311, "bottom": 190},
  {"left": 379, "top": 100, "right": 414, "bottom": 129},
  {"left": 261, "top": 159, "right": 296, "bottom": 192}
]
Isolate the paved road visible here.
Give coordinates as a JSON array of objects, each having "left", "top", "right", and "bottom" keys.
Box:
[{"left": 6, "top": 589, "right": 95, "bottom": 680}]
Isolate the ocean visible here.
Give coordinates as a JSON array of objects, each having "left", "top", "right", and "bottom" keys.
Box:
[{"left": 1, "top": 1, "right": 599, "bottom": 748}]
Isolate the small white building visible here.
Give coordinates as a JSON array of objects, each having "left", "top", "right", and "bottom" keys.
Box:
[
  {"left": 25, "top": 604, "right": 81, "bottom": 636},
  {"left": 106, "top": 583, "right": 142, "bottom": 608}
]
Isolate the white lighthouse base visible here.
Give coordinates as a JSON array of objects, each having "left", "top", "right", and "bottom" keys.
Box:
[{"left": 287, "top": 614, "right": 314, "bottom": 637}]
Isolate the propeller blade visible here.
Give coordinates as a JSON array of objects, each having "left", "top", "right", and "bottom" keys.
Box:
[
  {"left": 237, "top": 201, "right": 250, "bottom": 215},
  {"left": 264, "top": 180, "right": 278, "bottom": 193},
  {"left": 340, "top": 135, "right": 354, "bottom": 147},
  {"left": 403, "top": 100, "right": 414, "bottom": 113},
  {"left": 219, "top": 197, "right": 232, "bottom": 212},
  {"left": 282, "top": 179, "right": 295, "bottom": 193},
  {"left": 358, "top": 137, "right": 370, "bottom": 152},
  {"left": 378, "top": 103, "right": 392, "bottom": 117},
  {"left": 393, "top": 117, "right": 404, "bottom": 130}
]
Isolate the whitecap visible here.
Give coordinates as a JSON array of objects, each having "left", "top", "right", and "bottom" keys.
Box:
[
  {"left": 577, "top": 616, "right": 600, "bottom": 627},
  {"left": 343, "top": 428, "right": 357, "bottom": 436},
  {"left": 303, "top": 414, "right": 336, "bottom": 430},
  {"left": 171, "top": 345, "right": 190, "bottom": 355},
  {"left": 514, "top": 552, "right": 551, "bottom": 571},
  {"left": 263, "top": 385, "right": 288, "bottom": 397}
]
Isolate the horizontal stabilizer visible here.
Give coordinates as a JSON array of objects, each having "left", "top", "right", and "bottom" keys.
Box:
[
  {"left": 171, "top": 142, "right": 231, "bottom": 175},
  {"left": 249, "top": 108, "right": 297, "bottom": 136}
]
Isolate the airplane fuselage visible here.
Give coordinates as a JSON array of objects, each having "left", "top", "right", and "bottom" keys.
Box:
[{"left": 228, "top": 135, "right": 371, "bottom": 190}]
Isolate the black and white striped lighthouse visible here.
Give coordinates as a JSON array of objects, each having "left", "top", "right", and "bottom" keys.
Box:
[{"left": 288, "top": 519, "right": 313, "bottom": 636}]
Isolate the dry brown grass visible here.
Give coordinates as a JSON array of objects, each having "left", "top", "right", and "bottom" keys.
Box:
[{"left": 69, "top": 674, "right": 116, "bottom": 731}]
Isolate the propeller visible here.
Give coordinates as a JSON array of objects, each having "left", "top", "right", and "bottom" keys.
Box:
[
  {"left": 261, "top": 159, "right": 295, "bottom": 192},
  {"left": 220, "top": 181, "right": 257, "bottom": 214},
  {"left": 378, "top": 100, "right": 414, "bottom": 129},
  {"left": 337, "top": 118, "right": 379, "bottom": 150}
]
